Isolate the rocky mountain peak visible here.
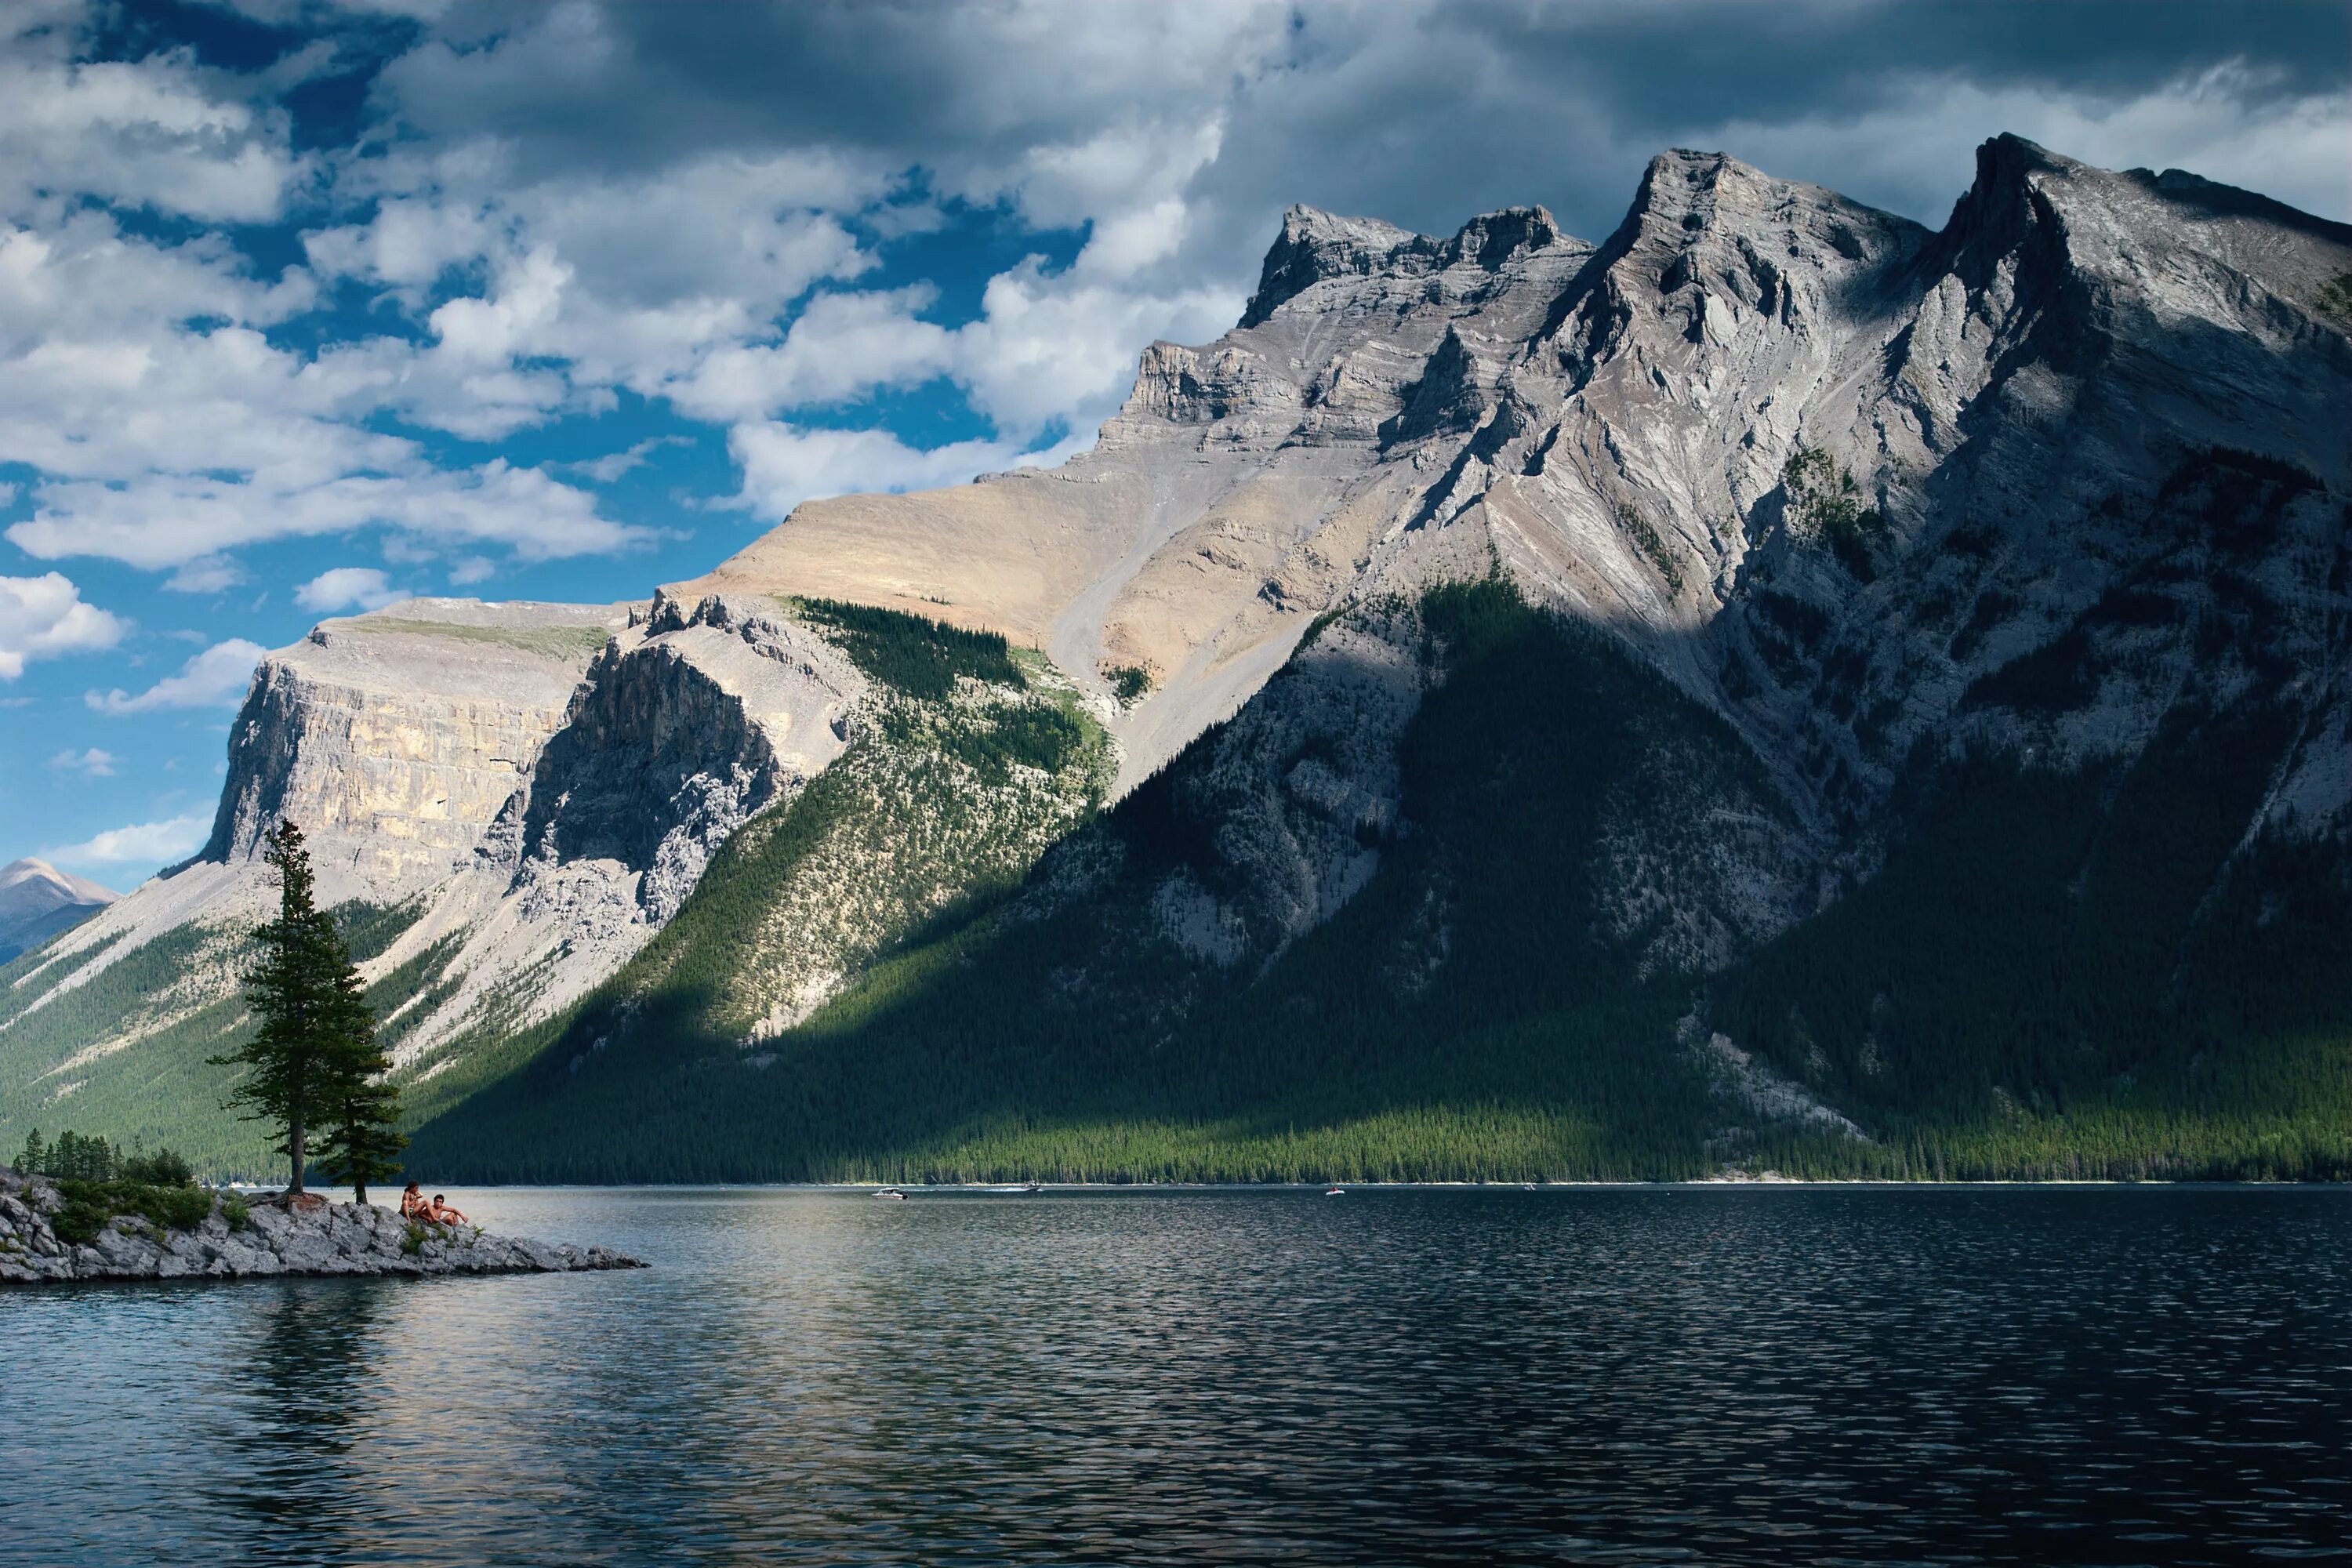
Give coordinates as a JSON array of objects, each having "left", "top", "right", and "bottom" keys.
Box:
[
  {"left": 1238, "top": 203, "right": 1428, "bottom": 327},
  {"left": 0, "top": 857, "right": 116, "bottom": 962},
  {"left": 1933, "top": 132, "right": 2082, "bottom": 277},
  {"left": 1610, "top": 145, "right": 1922, "bottom": 267},
  {"left": 0, "top": 858, "right": 116, "bottom": 915},
  {"left": 1443, "top": 205, "right": 1563, "bottom": 270}
]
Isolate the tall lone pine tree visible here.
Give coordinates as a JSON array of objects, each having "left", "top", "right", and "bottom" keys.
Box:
[{"left": 210, "top": 821, "right": 403, "bottom": 1199}]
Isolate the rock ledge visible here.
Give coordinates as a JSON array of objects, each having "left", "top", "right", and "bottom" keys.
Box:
[{"left": 0, "top": 1171, "right": 643, "bottom": 1285}]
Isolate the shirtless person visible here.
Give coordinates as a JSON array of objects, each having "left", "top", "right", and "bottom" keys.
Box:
[{"left": 427, "top": 1194, "right": 468, "bottom": 1225}]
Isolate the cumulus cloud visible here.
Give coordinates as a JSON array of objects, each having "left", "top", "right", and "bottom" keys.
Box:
[
  {"left": 0, "top": 571, "right": 126, "bottom": 678},
  {"left": 668, "top": 285, "right": 955, "bottom": 423},
  {"left": 295, "top": 567, "right": 409, "bottom": 613},
  {"left": 49, "top": 746, "right": 117, "bottom": 777},
  {"left": 950, "top": 260, "right": 1240, "bottom": 437},
  {"left": 0, "top": 13, "right": 306, "bottom": 223},
  {"left": 13, "top": 462, "right": 647, "bottom": 571},
  {"left": 44, "top": 810, "right": 212, "bottom": 867},
  {"left": 728, "top": 421, "right": 1087, "bottom": 521},
  {"left": 85, "top": 638, "right": 266, "bottom": 713}
]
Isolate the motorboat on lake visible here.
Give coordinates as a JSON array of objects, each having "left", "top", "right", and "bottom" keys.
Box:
[{"left": 873, "top": 1187, "right": 907, "bottom": 1200}]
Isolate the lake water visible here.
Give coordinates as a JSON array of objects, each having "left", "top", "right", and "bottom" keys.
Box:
[{"left": 5, "top": 1185, "right": 2350, "bottom": 1566}]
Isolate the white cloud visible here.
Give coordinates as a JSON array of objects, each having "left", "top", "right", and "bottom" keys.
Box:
[
  {"left": 303, "top": 149, "right": 884, "bottom": 417},
  {"left": 950, "top": 260, "right": 1241, "bottom": 437},
  {"left": 728, "top": 420, "right": 1089, "bottom": 521},
  {"left": 85, "top": 638, "right": 265, "bottom": 713},
  {"left": 295, "top": 566, "right": 409, "bottom": 613},
  {"left": 675, "top": 266, "right": 1240, "bottom": 440},
  {"left": 165, "top": 556, "right": 246, "bottom": 594},
  {"left": 1699, "top": 65, "right": 2352, "bottom": 234},
  {"left": 0, "top": 201, "right": 646, "bottom": 579},
  {"left": 669, "top": 285, "right": 954, "bottom": 423},
  {"left": 565, "top": 434, "right": 690, "bottom": 485},
  {"left": 0, "top": 20, "right": 305, "bottom": 223},
  {"left": 44, "top": 811, "right": 212, "bottom": 867},
  {"left": 49, "top": 746, "right": 117, "bottom": 777},
  {"left": 0, "top": 571, "right": 126, "bottom": 679},
  {"left": 13, "top": 461, "right": 648, "bottom": 571}
]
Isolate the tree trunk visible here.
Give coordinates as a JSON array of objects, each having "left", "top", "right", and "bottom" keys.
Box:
[
  {"left": 288, "top": 1115, "right": 306, "bottom": 1196},
  {"left": 353, "top": 1178, "right": 368, "bottom": 1207}
]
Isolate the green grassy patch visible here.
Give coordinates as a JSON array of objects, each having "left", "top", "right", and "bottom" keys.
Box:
[{"left": 342, "top": 618, "right": 614, "bottom": 662}]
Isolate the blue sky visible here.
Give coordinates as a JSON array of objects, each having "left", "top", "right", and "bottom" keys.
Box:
[{"left": 3, "top": 0, "right": 2347, "bottom": 889}]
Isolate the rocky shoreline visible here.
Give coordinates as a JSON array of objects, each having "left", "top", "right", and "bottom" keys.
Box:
[{"left": 0, "top": 1170, "right": 642, "bottom": 1285}]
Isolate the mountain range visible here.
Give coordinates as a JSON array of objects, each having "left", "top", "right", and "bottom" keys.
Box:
[
  {"left": 5, "top": 134, "right": 2347, "bottom": 1182},
  {"left": 0, "top": 860, "right": 115, "bottom": 967}
]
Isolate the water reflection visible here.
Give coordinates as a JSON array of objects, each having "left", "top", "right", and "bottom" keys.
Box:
[
  {"left": 4, "top": 1187, "right": 2349, "bottom": 1566},
  {"left": 206, "top": 1283, "right": 396, "bottom": 1562}
]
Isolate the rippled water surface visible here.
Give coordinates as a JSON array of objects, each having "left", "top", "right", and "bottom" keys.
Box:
[{"left": 6, "top": 1185, "right": 2350, "bottom": 1566}]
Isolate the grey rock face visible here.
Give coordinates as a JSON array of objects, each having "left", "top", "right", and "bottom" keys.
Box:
[
  {"left": 510, "top": 593, "right": 862, "bottom": 923},
  {"left": 0, "top": 1169, "right": 641, "bottom": 1285},
  {"left": 999, "top": 135, "right": 2347, "bottom": 981},
  {"left": 197, "top": 598, "right": 627, "bottom": 886}
]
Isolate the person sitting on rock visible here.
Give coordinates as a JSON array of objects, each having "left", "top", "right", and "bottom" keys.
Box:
[
  {"left": 398, "top": 1182, "right": 429, "bottom": 1220},
  {"left": 427, "top": 1194, "right": 468, "bottom": 1225}
]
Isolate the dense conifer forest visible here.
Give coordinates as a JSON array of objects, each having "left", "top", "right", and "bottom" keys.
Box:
[
  {"left": 401, "top": 586, "right": 2352, "bottom": 1184},
  {"left": 11, "top": 589, "right": 2342, "bottom": 1185}
]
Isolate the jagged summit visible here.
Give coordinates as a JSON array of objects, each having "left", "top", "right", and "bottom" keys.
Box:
[
  {"left": 0, "top": 858, "right": 115, "bottom": 914},
  {"left": 1239, "top": 204, "right": 1423, "bottom": 327},
  {"left": 1239, "top": 200, "right": 1577, "bottom": 328}
]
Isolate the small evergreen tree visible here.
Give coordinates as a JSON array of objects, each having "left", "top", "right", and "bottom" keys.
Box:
[
  {"left": 47, "top": 1129, "right": 119, "bottom": 1181},
  {"left": 13, "top": 1128, "right": 43, "bottom": 1178},
  {"left": 312, "top": 1009, "right": 406, "bottom": 1207},
  {"left": 211, "top": 820, "right": 390, "bottom": 1197}
]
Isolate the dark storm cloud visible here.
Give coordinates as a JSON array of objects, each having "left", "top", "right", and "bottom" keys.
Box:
[
  {"left": 1468, "top": 0, "right": 2349, "bottom": 129},
  {"left": 337, "top": 0, "right": 2348, "bottom": 273}
]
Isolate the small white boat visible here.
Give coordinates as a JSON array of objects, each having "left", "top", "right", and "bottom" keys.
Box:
[
  {"left": 1325, "top": 1186, "right": 1345, "bottom": 1197},
  {"left": 872, "top": 1187, "right": 907, "bottom": 1200}
]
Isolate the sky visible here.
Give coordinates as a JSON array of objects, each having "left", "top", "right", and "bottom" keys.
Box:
[{"left": 2, "top": 0, "right": 2346, "bottom": 890}]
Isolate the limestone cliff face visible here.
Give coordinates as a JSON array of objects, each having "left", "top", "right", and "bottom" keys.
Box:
[
  {"left": 16, "top": 593, "right": 862, "bottom": 1080},
  {"left": 200, "top": 600, "right": 624, "bottom": 891},
  {"left": 506, "top": 593, "right": 863, "bottom": 923}
]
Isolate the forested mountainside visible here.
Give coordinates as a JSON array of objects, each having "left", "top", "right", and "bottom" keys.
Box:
[{"left": 7, "top": 135, "right": 2350, "bottom": 1181}]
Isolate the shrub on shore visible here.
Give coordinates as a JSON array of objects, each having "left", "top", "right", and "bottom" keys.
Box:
[{"left": 50, "top": 1179, "right": 216, "bottom": 1245}]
